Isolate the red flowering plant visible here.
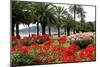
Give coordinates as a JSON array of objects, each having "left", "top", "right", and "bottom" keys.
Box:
[
  {"left": 12, "top": 34, "right": 53, "bottom": 47},
  {"left": 12, "top": 36, "right": 19, "bottom": 46},
  {"left": 31, "top": 34, "right": 52, "bottom": 44},
  {"left": 21, "top": 36, "right": 33, "bottom": 46},
  {"left": 30, "top": 44, "right": 81, "bottom": 64},
  {"left": 12, "top": 43, "right": 96, "bottom": 64},
  {"left": 12, "top": 44, "right": 33, "bottom": 64},
  {"left": 11, "top": 33, "right": 96, "bottom": 65},
  {"left": 58, "top": 36, "right": 67, "bottom": 46},
  {"left": 68, "top": 32, "right": 95, "bottom": 49},
  {"left": 79, "top": 44, "right": 96, "bottom": 61},
  {"left": 12, "top": 49, "right": 34, "bottom": 64},
  {"left": 43, "top": 39, "right": 54, "bottom": 46}
]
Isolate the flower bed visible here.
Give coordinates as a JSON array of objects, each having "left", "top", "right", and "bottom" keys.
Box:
[
  {"left": 68, "top": 32, "right": 96, "bottom": 48},
  {"left": 12, "top": 34, "right": 52, "bottom": 46},
  {"left": 11, "top": 33, "right": 96, "bottom": 65}
]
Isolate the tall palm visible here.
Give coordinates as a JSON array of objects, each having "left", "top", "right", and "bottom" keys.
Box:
[
  {"left": 12, "top": 1, "right": 34, "bottom": 37},
  {"left": 31, "top": 3, "right": 40, "bottom": 35},
  {"left": 48, "top": 9, "right": 57, "bottom": 35},
  {"left": 54, "top": 6, "right": 68, "bottom": 37},
  {"left": 31, "top": 2, "right": 56, "bottom": 35},
  {"left": 63, "top": 14, "right": 74, "bottom": 36},
  {"left": 69, "top": 5, "right": 82, "bottom": 33},
  {"left": 77, "top": 7, "right": 86, "bottom": 23}
]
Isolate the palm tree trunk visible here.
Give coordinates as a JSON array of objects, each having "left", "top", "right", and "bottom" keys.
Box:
[
  {"left": 37, "top": 22, "right": 39, "bottom": 35},
  {"left": 57, "top": 25, "right": 60, "bottom": 37},
  {"left": 28, "top": 24, "right": 30, "bottom": 37},
  {"left": 80, "top": 12, "right": 85, "bottom": 23},
  {"left": 48, "top": 24, "right": 51, "bottom": 36},
  {"left": 12, "top": 22, "right": 15, "bottom": 36},
  {"left": 73, "top": 5, "right": 76, "bottom": 34},
  {"left": 16, "top": 23, "right": 20, "bottom": 38},
  {"left": 67, "top": 28, "right": 70, "bottom": 36},
  {"left": 64, "top": 27, "right": 67, "bottom": 35},
  {"left": 76, "top": 29, "right": 79, "bottom": 33},
  {"left": 41, "top": 25, "right": 46, "bottom": 35}
]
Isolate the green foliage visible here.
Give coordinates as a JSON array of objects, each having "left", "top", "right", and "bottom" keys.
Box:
[
  {"left": 73, "top": 21, "right": 96, "bottom": 33},
  {"left": 30, "top": 2, "right": 57, "bottom": 34},
  {"left": 79, "top": 22, "right": 96, "bottom": 32},
  {"left": 93, "top": 39, "right": 96, "bottom": 45},
  {"left": 12, "top": 1, "right": 34, "bottom": 24},
  {"left": 12, "top": 40, "right": 18, "bottom": 46},
  {"left": 73, "top": 39, "right": 94, "bottom": 49},
  {"left": 29, "top": 49, "right": 40, "bottom": 59},
  {"left": 12, "top": 51, "right": 34, "bottom": 64},
  {"left": 22, "top": 40, "right": 32, "bottom": 46},
  {"left": 12, "top": 51, "right": 23, "bottom": 64},
  {"left": 12, "top": 1, "right": 95, "bottom": 36}
]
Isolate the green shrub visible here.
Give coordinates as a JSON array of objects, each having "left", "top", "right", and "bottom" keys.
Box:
[
  {"left": 12, "top": 40, "right": 18, "bottom": 46},
  {"left": 12, "top": 51, "right": 33, "bottom": 64},
  {"left": 72, "top": 39, "right": 94, "bottom": 49},
  {"left": 22, "top": 40, "right": 32, "bottom": 46}
]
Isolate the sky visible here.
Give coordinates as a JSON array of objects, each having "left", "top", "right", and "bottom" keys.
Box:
[{"left": 18, "top": 3, "right": 96, "bottom": 29}]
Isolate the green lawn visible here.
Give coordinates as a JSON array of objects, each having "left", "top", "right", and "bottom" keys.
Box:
[{"left": 51, "top": 39, "right": 70, "bottom": 48}]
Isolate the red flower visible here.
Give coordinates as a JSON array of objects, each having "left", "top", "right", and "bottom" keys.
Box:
[
  {"left": 79, "top": 44, "right": 95, "bottom": 59},
  {"left": 58, "top": 36, "right": 67, "bottom": 44},
  {"left": 39, "top": 52, "right": 46, "bottom": 56},
  {"left": 15, "top": 44, "right": 24, "bottom": 48},
  {"left": 23, "top": 36, "right": 30, "bottom": 40},
  {"left": 62, "top": 52, "right": 68, "bottom": 57},
  {"left": 44, "top": 40, "right": 53, "bottom": 46},
  {"left": 21, "top": 46, "right": 30, "bottom": 53},
  {"left": 12, "top": 46, "right": 17, "bottom": 52},
  {"left": 85, "top": 44, "right": 95, "bottom": 58},
  {"left": 62, "top": 55, "right": 75, "bottom": 63},
  {"left": 66, "top": 55, "right": 75, "bottom": 62},
  {"left": 66, "top": 44, "right": 80, "bottom": 53},
  {"left": 79, "top": 50, "right": 85, "bottom": 59},
  {"left": 31, "top": 44, "right": 40, "bottom": 49},
  {"left": 12, "top": 36, "right": 17, "bottom": 39}
]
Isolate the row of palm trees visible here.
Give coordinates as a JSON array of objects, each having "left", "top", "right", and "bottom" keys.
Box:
[{"left": 12, "top": 1, "right": 87, "bottom": 38}]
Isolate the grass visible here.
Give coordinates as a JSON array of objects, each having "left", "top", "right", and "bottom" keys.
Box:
[{"left": 51, "top": 39, "right": 70, "bottom": 48}]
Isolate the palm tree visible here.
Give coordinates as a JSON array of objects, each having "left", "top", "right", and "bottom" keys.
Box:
[
  {"left": 69, "top": 5, "right": 82, "bottom": 33},
  {"left": 77, "top": 7, "right": 86, "bottom": 23},
  {"left": 12, "top": 1, "right": 34, "bottom": 37},
  {"left": 54, "top": 6, "right": 68, "bottom": 37},
  {"left": 31, "top": 3, "right": 40, "bottom": 35},
  {"left": 31, "top": 2, "right": 56, "bottom": 35},
  {"left": 48, "top": 14, "right": 57, "bottom": 36},
  {"left": 63, "top": 14, "right": 74, "bottom": 36}
]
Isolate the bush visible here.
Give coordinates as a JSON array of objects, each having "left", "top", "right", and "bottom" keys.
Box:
[
  {"left": 12, "top": 51, "right": 34, "bottom": 64},
  {"left": 73, "top": 39, "right": 94, "bottom": 49},
  {"left": 22, "top": 40, "right": 32, "bottom": 46}
]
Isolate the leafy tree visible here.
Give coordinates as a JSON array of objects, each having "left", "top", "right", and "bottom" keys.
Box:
[
  {"left": 85, "top": 21, "right": 96, "bottom": 32},
  {"left": 54, "top": 6, "right": 68, "bottom": 37},
  {"left": 69, "top": 5, "right": 83, "bottom": 33},
  {"left": 75, "top": 21, "right": 81, "bottom": 33},
  {"left": 31, "top": 2, "right": 56, "bottom": 35},
  {"left": 63, "top": 14, "right": 74, "bottom": 36},
  {"left": 77, "top": 6, "right": 86, "bottom": 23},
  {"left": 12, "top": 1, "right": 34, "bottom": 37}
]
